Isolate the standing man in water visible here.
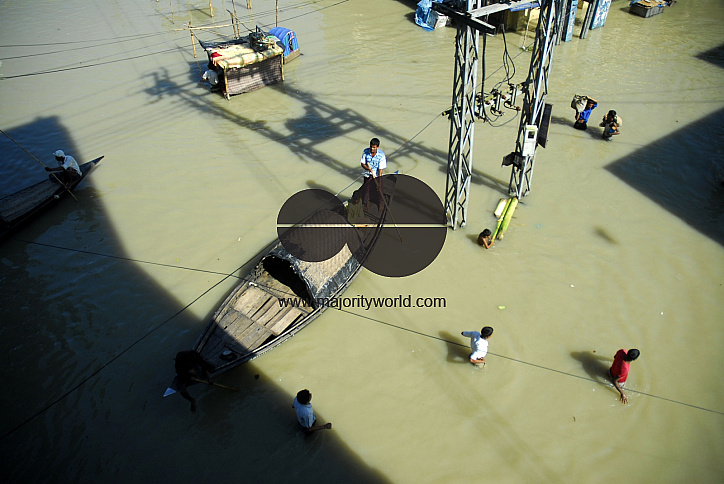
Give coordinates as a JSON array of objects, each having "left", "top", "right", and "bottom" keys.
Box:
[
  {"left": 292, "top": 389, "right": 332, "bottom": 433},
  {"left": 174, "top": 350, "right": 214, "bottom": 412},
  {"left": 573, "top": 96, "right": 597, "bottom": 130},
  {"left": 609, "top": 348, "right": 640, "bottom": 404},
  {"left": 360, "top": 137, "right": 386, "bottom": 211}
]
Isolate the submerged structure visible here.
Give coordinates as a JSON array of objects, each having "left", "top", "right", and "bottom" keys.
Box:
[{"left": 200, "top": 27, "right": 285, "bottom": 98}]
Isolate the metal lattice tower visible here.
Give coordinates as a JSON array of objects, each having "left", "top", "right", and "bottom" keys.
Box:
[
  {"left": 436, "top": 0, "right": 494, "bottom": 230},
  {"left": 508, "top": 0, "right": 564, "bottom": 198},
  {"left": 435, "top": 0, "right": 564, "bottom": 228}
]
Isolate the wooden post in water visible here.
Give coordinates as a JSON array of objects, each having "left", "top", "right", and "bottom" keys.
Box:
[
  {"left": 189, "top": 22, "right": 202, "bottom": 77},
  {"left": 209, "top": 0, "right": 214, "bottom": 17},
  {"left": 231, "top": 0, "right": 239, "bottom": 35},
  {"left": 189, "top": 21, "right": 197, "bottom": 58},
  {"left": 228, "top": 10, "right": 238, "bottom": 37},
  {"left": 276, "top": 0, "right": 279, "bottom": 26}
]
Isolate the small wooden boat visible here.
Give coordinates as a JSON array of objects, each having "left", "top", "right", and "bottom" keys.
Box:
[
  {"left": 0, "top": 156, "right": 104, "bottom": 242},
  {"left": 165, "top": 174, "right": 396, "bottom": 395}
]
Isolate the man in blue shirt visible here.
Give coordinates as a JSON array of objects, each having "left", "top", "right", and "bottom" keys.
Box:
[
  {"left": 573, "top": 96, "right": 597, "bottom": 130},
  {"left": 360, "top": 137, "right": 387, "bottom": 211}
]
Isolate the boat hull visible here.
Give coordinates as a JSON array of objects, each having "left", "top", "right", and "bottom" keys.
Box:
[
  {"left": 192, "top": 174, "right": 397, "bottom": 376},
  {"left": 0, "top": 156, "right": 104, "bottom": 242}
]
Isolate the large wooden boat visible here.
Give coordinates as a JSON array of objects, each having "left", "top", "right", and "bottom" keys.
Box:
[
  {"left": 0, "top": 156, "right": 104, "bottom": 242},
  {"left": 173, "top": 175, "right": 397, "bottom": 384}
]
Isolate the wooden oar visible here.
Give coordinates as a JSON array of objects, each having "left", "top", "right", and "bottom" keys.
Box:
[
  {"left": 191, "top": 377, "right": 239, "bottom": 392},
  {"left": 0, "top": 128, "right": 79, "bottom": 202}
]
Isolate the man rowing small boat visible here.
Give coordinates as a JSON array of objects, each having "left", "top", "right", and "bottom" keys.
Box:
[{"left": 45, "top": 150, "right": 81, "bottom": 187}]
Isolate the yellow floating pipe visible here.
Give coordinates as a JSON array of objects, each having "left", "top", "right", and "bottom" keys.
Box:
[
  {"left": 497, "top": 197, "right": 518, "bottom": 240},
  {"left": 491, "top": 197, "right": 512, "bottom": 240}
]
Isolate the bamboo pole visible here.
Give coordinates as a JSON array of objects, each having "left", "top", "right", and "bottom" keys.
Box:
[
  {"left": 245, "top": 0, "right": 253, "bottom": 25},
  {"left": 276, "top": 0, "right": 279, "bottom": 27},
  {"left": 173, "top": 23, "right": 236, "bottom": 32},
  {"left": 231, "top": 0, "right": 240, "bottom": 37},
  {"left": 521, "top": 10, "right": 531, "bottom": 51},
  {"left": 189, "top": 22, "right": 197, "bottom": 58},
  {"left": 209, "top": 0, "right": 214, "bottom": 17},
  {"left": 189, "top": 22, "right": 203, "bottom": 78},
  {"left": 223, "top": 11, "right": 236, "bottom": 37},
  {"left": 191, "top": 377, "right": 239, "bottom": 392}
]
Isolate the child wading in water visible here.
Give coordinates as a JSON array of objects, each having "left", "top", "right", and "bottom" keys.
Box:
[
  {"left": 461, "top": 326, "right": 494, "bottom": 365},
  {"left": 478, "top": 229, "right": 494, "bottom": 249},
  {"left": 292, "top": 389, "right": 332, "bottom": 433},
  {"left": 600, "top": 110, "right": 621, "bottom": 140}
]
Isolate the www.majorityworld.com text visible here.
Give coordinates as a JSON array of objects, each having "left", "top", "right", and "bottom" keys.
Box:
[{"left": 278, "top": 295, "right": 447, "bottom": 310}]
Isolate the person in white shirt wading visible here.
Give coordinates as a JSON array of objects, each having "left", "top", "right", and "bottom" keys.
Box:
[{"left": 461, "top": 326, "right": 494, "bottom": 365}]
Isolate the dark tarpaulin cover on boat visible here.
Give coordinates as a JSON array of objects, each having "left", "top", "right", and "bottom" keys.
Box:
[{"left": 266, "top": 209, "right": 369, "bottom": 306}]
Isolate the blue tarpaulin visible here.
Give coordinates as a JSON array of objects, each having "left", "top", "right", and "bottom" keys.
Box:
[
  {"left": 269, "top": 27, "right": 299, "bottom": 59},
  {"left": 415, "top": 0, "right": 443, "bottom": 31},
  {"left": 510, "top": 1, "right": 540, "bottom": 11},
  {"left": 590, "top": 0, "right": 613, "bottom": 29}
]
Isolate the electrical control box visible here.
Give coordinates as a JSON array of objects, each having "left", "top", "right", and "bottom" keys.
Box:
[{"left": 522, "top": 125, "right": 538, "bottom": 156}]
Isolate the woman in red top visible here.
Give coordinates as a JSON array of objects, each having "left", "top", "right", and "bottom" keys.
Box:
[{"left": 609, "top": 348, "right": 640, "bottom": 404}]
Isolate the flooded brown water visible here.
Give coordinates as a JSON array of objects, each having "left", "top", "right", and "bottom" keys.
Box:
[{"left": 1, "top": 0, "right": 723, "bottom": 482}]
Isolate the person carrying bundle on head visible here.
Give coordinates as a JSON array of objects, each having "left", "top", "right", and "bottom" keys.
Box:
[{"left": 572, "top": 95, "right": 598, "bottom": 130}]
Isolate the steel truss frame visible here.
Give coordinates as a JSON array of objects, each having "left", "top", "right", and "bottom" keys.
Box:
[
  {"left": 436, "top": 0, "right": 563, "bottom": 229},
  {"left": 508, "top": 0, "right": 563, "bottom": 198}
]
